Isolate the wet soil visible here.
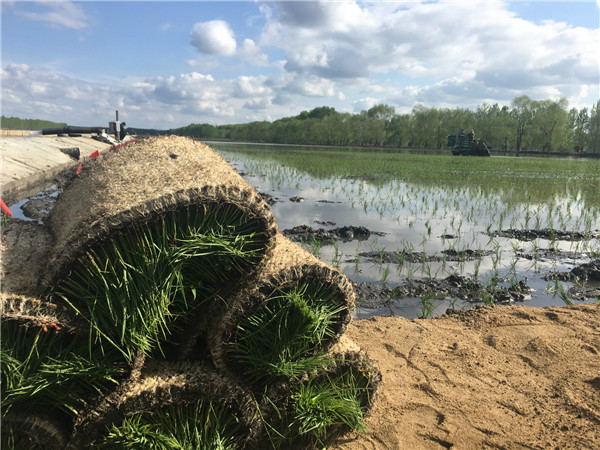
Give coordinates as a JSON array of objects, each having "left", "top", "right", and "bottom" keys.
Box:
[
  {"left": 353, "top": 257, "right": 600, "bottom": 309},
  {"left": 258, "top": 192, "right": 278, "bottom": 206},
  {"left": 5, "top": 168, "right": 76, "bottom": 223},
  {"left": 282, "top": 225, "right": 385, "bottom": 244},
  {"left": 544, "top": 260, "right": 600, "bottom": 301},
  {"left": 358, "top": 248, "right": 493, "bottom": 264},
  {"left": 492, "top": 228, "right": 599, "bottom": 241},
  {"left": 353, "top": 274, "right": 531, "bottom": 309}
]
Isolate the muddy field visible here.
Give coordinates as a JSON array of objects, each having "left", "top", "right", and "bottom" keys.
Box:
[{"left": 212, "top": 143, "right": 600, "bottom": 320}]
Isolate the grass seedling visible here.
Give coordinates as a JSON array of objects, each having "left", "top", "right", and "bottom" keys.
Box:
[
  {"left": 419, "top": 293, "right": 437, "bottom": 318},
  {"left": 228, "top": 283, "right": 346, "bottom": 387},
  {"left": 99, "top": 399, "right": 245, "bottom": 449},
  {"left": 268, "top": 361, "right": 375, "bottom": 449},
  {"left": 380, "top": 266, "right": 390, "bottom": 287},
  {"left": 310, "top": 237, "right": 322, "bottom": 258},
  {"left": 56, "top": 205, "right": 267, "bottom": 360},
  {"left": 332, "top": 241, "right": 342, "bottom": 269},
  {"left": 1, "top": 321, "right": 126, "bottom": 418}
]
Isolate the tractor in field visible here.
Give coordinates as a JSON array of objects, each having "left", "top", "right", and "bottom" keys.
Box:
[{"left": 447, "top": 130, "right": 491, "bottom": 156}]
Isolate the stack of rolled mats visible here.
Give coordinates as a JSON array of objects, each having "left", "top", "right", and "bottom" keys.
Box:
[{"left": 1, "top": 136, "right": 381, "bottom": 449}]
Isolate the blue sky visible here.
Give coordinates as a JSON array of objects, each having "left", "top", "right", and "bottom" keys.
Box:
[{"left": 2, "top": 1, "right": 599, "bottom": 129}]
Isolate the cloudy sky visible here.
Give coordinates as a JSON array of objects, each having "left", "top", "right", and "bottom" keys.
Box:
[{"left": 2, "top": 1, "right": 599, "bottom": 129}]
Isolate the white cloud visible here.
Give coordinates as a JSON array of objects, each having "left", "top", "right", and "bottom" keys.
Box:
[
  {"left": 190, "top": 21, "right": 268, "bottom": 65},
  {"left": 3, "top": 1, "right": 598, "bottom": 128},
  {"left": 353, "top": 97, "right": 379, "bottom": 113},
  {"left": 16, "top": 1, "right": 89, "bottom": 29},
  {"left": 259, "top": 0, "right": 599, "bottom": 110},
  {"left": 238, "top": 39, "right": 269, "bottom": 65},
  {"left": 191, "top": 20, "right": 237, "bottom": 56}
]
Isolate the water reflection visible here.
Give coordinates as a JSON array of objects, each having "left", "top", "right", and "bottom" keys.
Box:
[{"left": 213, "top": 142, "right": 600, "bottom": 318}]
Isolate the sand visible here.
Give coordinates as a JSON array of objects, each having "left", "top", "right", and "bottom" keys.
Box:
[{"left": 333, "top": 303, "right": 600, "bottom": 449}]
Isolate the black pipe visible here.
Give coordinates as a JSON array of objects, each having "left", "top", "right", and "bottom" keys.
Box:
[{"left": 41, "top": 126, "right": 104, "bottom": 136}]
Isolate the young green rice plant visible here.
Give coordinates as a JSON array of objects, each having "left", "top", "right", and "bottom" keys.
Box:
[
  {"left": 265, "top": 358, "right": 377, "bottom": 449},
  {"left": 55, "top": 205, "right": 267, "bottom": 361},
  {"left": 331, "top": 241, "right": 342, "bottom": 269},
  {"left": 310, "top": 237, "right": 322, "bottom": 258},
  {"left": 227, "top": 283, "right": 346, "bottom": 387},
  {"left": 1, "top": 321, "right": 127, "bottom": 419},
  {"left": 380, "top": 266, "right": 390, "bottom": 286},
  {"left": 481, "top": 290, "right": 495, "bottom": 306},
  {"left": 472, "top": 259, "right": 481, "bottom": 282},
  {"left": 353, "top": 253, "right": 360, "bottom": 275},
  {"left": 98, "top": 399, "right": 245, "bottom": 450},
  {"left": 419, "top": 292, "right": 437, "bottom": 318},
  {"left": 557, "top": 284, "right": 573, "bottom": 306}
]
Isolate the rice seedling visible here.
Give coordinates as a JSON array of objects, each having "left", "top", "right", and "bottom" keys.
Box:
[
  {"left": 309, "top": 237, "right": 322, "bottom": 257},
  {"left": 419, "top": 293, "right": 437, "bottom": 318},
  {"left": 226, "top": 283, "right": 347, "bottom": 387},
  {"left": 264, "top": 356, "right": 379, "bottom": 449},
  {"left": 332, "top": 241, "right": 342, "bottom": 269},
  {"left": 380, "top": 266, "right": 390, "bottom": 285},
  {"left": 98, "top": 399, "right": 246, "bottom": 450},
  {"left": 557, "top": 284, "right": 573, "bottom": 306},
  {"left": 55, "top": 204, "right": 268, "bottom": 360},
  {"left": 215, "top": 143, "right": 600, "bottom": 313},
  {"left": 1, "top": 320, "right": 127, "bottom": 418}
]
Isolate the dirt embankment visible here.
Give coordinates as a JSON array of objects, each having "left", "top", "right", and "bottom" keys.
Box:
[{"left": 333, "top": 303, "right": 600, "bottom": 449}]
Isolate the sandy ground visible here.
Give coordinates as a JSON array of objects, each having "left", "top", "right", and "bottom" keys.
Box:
[{"left": 333, "top": 303, "right": 600, "bottom": 449}]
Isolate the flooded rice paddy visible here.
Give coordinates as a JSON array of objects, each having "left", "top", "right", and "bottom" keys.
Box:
[{"left": 210, "top": 142, "right": 600, "bottom": 319}]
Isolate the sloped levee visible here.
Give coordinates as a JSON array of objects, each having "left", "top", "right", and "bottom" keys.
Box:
[{"left": 1, "top": 136, "right": 380, "bottom": 449}]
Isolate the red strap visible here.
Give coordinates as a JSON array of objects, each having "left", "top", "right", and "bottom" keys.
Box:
[{"left": 1, "top": 199, "right": 12, "bottom": 216}]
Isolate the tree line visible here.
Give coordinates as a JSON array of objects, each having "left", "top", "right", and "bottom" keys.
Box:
[
  {"left": 169, "top": 96, "right": 600, "bottom": 154},
  {"left": 1, "top": 116, "right": 67, "bottom": 131},
  {"left": 3, "top": 95, "right": 598, "bottom": 153}
]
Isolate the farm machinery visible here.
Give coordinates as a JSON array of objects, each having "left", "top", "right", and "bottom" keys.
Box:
[{"left": 447, "top": 131, "right": 491, "bottom": 156}]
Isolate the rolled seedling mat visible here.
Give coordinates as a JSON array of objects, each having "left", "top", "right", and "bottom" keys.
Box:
[
  {"left": 1, "top": 220, "right": 53, "bottom": 297},
  {"left": 69, "top": 360, "right": 261, "bottom": 449},
  {"left": 43, "top": 136, "right": 277, "bottom": 361},
  {"left": 1, "top": 411, "right": 70, "bottom": 450},
  {"left": 205, "top": 234, "right": 356, "bottom": 389},
  {"left": 258, "top": 349, "right": 381, "bottom": 449},
  {"left": 1, "top": 294, "right": 132, "bottom": 448}
]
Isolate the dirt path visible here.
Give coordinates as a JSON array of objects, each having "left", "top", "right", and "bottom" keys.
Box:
[{"left": 333, "top": 303, "right": 600, "bottom": 449}]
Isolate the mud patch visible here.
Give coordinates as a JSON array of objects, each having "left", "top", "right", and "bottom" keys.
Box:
[
  {"left": 282, "top": 225, "right": 385, "bottom": 244},
  {"left": 544, "top": 259, "right": 600, "bottom": 301},
  {"left": 547, "top": 259, "right": 600, "bottom": 282},
  {"left": 258, "top": 192, "right": 278, "bottom": 206},
  {"left": 492, "top": 228, "right": 598, "bottom": 241},
  {"left": 352, "top": 274, "right": 531, "bottom": 308},
  {"left": 358, "top": 249, "right": 493, "bottom": 264}
]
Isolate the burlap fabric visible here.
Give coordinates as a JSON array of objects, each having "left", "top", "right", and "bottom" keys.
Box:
[
  {"left": 42, "top": 135, "right": 277, "bottom": 292},
  {"left": 204, "top": 234, "right": 356, "bottom": 380},
  {"left": 69, "top": 361, "right": 260, "bottom": 449}
]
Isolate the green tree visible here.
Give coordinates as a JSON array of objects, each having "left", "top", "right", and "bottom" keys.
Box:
[
  {"left": 568, "top": 107, "right": 589, "bottom": 152},
  {"left": 531, "top": 98, "right": 569, "bottom": 151},
  {"left": 511, "top": 95, "right": 537, "bottom": 153},
  {"left": 587, "top": 100, "right": 600, "bottom": 154}
]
